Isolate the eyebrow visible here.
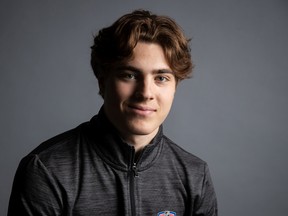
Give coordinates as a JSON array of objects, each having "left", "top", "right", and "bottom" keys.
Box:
[{"left": 116, "top": 65, "right": 174, "bottom": 75}]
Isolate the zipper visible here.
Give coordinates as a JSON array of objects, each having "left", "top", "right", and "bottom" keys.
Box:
[
  {"left": 132, "top": 162, "right": 139, "bottom": 177},
  {"left": 129, "top": 148, "right": 138, "bottom": 216}
]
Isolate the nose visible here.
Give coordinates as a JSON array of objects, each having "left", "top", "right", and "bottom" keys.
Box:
[{"left": 134, "top": 77, "right": 154, "bottom": 101}]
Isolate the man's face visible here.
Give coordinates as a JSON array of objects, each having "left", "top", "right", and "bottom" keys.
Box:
[{"left": 102, "top": 42, "right": 176, "bottom": 142}]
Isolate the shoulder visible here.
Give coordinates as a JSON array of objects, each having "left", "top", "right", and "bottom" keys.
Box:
[
  {"left": 31, "top": 128, "right": 78, "bottom": 155},
  {"left": 14, "top": 121, "right": 97, "bottom": 190},
  {"left": 32, "top": 124, "right": 83, "bottom": 154},
  {"left": 160, "top": 135, "right": 211, "bottom": 185},
  {"left": 23, "top": 121, "right": 92, "bottom": 170},
  {"left": 160, "top": 136, "right": 215, "bottom": 196},
  {"left": 162, "top": 135, "right": 207, "bottom": 169}
]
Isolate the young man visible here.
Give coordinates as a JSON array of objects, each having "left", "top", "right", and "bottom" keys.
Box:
[{"left": 8, "top": 10, "right": 218, "bottom": 216}]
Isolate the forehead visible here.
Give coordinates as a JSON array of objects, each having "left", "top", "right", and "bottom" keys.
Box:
[{"left": 125, "top": 42, "right": 171, "bottom": 71}]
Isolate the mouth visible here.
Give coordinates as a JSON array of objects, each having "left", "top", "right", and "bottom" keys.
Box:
[{"left": 127, "top": 104, "right": 156, "bottom": 115}]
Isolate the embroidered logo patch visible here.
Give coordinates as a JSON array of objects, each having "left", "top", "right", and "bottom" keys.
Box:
[{"left": 157, "top": 211, "right": 176, "bottom": 216}]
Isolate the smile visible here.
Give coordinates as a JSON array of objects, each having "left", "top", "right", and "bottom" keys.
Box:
[{"left": 127, "top": 104, "right": 156, "bottom": 115}]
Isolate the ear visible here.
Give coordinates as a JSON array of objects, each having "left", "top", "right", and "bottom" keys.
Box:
[{"left": 98, "top": 77, "right": 105, "bottom": 98}]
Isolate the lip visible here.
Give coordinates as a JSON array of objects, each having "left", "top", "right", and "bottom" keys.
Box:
[{"left": 127, "top": 104, "right": 156, "bottom": 115}]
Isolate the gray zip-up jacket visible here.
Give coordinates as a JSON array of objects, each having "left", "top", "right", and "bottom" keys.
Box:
[{"left": 8, "top": 109, "right": 218, "bottom": 216}]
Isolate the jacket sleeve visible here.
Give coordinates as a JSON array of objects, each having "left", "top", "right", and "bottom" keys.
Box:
[
  {"left": 8, "top": 155, "right": 63, "bottom": 216},
  {"left": 194, "top": 164, "right": 218, "bottom": 216}
]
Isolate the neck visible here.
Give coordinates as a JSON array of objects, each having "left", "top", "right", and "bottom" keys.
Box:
[{"left": 121, "top": 128, "right": 159, "bottom": 153}]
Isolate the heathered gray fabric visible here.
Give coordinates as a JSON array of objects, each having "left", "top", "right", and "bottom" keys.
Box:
[{"left": 8, "top": 109, "right": 217, "bottom": 216}]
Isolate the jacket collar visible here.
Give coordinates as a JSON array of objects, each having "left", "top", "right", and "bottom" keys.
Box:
[{"left": 87, "top": 107, "right": 163, "bottom": 172}]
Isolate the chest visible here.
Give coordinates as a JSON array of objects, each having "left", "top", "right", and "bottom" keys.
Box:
[{"left": 67, "top": 161, "right": 188, "bottom": 216}]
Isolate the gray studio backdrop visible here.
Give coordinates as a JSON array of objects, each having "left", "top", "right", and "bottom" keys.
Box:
[{"left": 1, "top": 0, "right": 288, "bottom": 215}]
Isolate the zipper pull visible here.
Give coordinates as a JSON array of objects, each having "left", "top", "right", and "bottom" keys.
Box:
[{"left": 132, "top": 163, "right": 139, "bottom": 177}]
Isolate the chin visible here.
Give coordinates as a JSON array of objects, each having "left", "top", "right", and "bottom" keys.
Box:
[
  {"left": 126, "top": 123, "right": 158, "bottom": 136},
  {"left": 117, "top": 115, "right": 163, "bottom": 137}
]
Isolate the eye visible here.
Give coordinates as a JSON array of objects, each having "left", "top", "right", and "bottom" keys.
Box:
[
  {"left": 125, "top": 73, "right": 136, "bottom": 80},
  {"left": 155, "top": 75, "right": 169, "bottom": 83},
  {"left": 118, "top": 72, "right": 137, "bottom": 81}
]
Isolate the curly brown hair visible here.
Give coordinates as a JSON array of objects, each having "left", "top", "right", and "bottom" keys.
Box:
[{"left": 91, "top": 10, "right": 193, "bottom": 96}]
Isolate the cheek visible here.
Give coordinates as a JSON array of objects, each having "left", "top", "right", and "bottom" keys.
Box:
[
  {"left": 116, "top": 82, "right": 129, "bottom": 92},
  {"left": 104, "top": 80, "right": 121, "bottom": 103},
  {"left": 112, "top": 82, "right": 135, "bottom": 101},
  {"left": 165, "top": 95, "right": 175, "bottom": 109},
  {"left": 159, "top": 88, "right": 175, "bottom": 109},
  {"left": 163, "top": 87, "right": 175, "bottom": 101}
]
